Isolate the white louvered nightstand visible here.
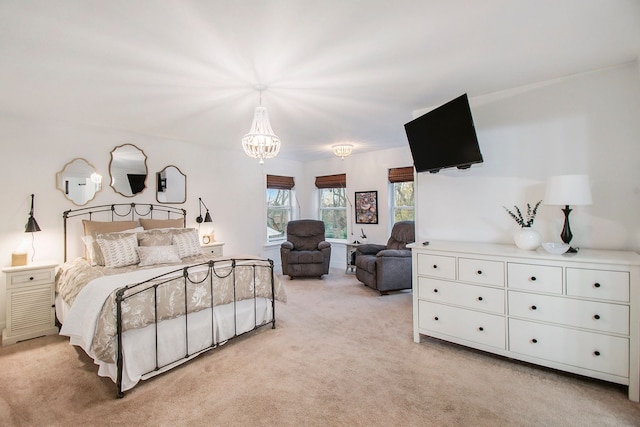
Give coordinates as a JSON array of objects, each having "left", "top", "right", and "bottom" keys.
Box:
[{"left": 2, "top": 261, "right": 59, "bottom": 346}]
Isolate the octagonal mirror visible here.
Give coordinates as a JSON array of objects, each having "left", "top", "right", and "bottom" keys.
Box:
[
  {"left": 109, "top": 143, "right": 147, "bottom": 197},
  {"left": 156, "top": 165, "right": 187, "bottom": 204},
  {"left": 56, "top": 158, "right": 102, "bottom": 206}
]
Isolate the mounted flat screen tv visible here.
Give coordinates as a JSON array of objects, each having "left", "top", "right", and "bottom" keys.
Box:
[{"left": 404, "top": 93, "right": 483, "bottom": 173}]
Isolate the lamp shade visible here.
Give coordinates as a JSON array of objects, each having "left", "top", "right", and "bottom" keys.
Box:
[
  {"left": 544, "top": 175, "right": 592, "bottom": 206},
  {"left": 25, "top": 193, "right": 41, "bottom": 233}
]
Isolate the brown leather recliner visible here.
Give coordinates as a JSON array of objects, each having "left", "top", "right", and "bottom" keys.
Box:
[
  {"left": 280, "top": 220, "right": 331, "bottom": 279},
  {"left": 355, "top": 220, "right": 415, "bottom": 294}
]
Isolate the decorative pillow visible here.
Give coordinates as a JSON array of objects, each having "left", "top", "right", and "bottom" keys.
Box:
[
  {"left": 136, "top": 245, "right": 181, "bottom": 267},
  {"left": 137, "top": 227, "right": 192, "bottom": 247},
  {"left": 139, "top": 218, "right": 184, "bottom": 230},
  {"left": 83, "top": 227, "right": 144, "bottom": 266},
  {"left": 172, "top": 230, "right": 203, "bottom": 258},
  {"left": 97, "top": 233, "right": 139, "bottom": 268}
]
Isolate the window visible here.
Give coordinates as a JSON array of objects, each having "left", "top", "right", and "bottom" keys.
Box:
[
  {"left": 389, "top": 167, "right": 415, "bottom": 223},
  {"left": 266, "top": 175, "right": 294, "bottom": 243},
  {"left": 315, "top": 174, "right": 347, "bottom": 239}
]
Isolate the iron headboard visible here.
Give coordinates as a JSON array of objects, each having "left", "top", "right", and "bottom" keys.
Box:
[{"left": 63, "top": 203, "right": 187, "bottom": 262}]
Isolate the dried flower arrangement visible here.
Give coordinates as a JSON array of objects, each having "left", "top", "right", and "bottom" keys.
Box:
[{"left": 504, "top": 200, "right": 542, "bottom": 228}]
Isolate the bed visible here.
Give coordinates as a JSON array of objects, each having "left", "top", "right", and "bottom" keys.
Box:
[{"left": 56, "top": 203, "right": 286, "bottom": 397}]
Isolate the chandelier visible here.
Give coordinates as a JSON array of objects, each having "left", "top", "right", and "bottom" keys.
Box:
[
  {"left": 242, "top": 87, "right": 281, "bottom": 164},
  {"left": 332, "top": 144, "right": 353, "bottom": 159}
]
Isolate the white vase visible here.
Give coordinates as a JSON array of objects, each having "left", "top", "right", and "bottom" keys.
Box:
[{"left": 514, "top": 227, "right": 541, "bottom": 250}]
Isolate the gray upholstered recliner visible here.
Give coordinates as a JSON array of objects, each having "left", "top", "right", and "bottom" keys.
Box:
[
  {"left": 355, "top": 220, "right": 415, "bottom": 294},
  {"left": 280, "top": 220, "right": 331, "bottom": 279}
]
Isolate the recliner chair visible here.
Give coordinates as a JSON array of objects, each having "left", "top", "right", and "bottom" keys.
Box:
[
  {"left": 355, "top": 220, "right": 415, "bottom": 294},
  {"left": 280, "top": 220, "right": 331, "bottom": 279}
]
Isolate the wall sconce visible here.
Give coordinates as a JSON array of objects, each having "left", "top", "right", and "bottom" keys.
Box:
[
  {"left": 544, "top": 174, "right": 592, "bottom": 253},
  {"left": 332, "top": 144, "right": 354, "bottom": 159},
  {"left": 196, "top": 197, "right": 212, "bottom": 224},
  {"left": 15, "top": 193, "right": 42, "bottom": 265}
]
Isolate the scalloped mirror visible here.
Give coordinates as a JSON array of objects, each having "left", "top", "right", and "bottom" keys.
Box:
[
  {"left": 109, "top": 144, "right": 147, "bottom": 197},
  {"left": 56, "top": 158, "right": 102, "bottom": 206},
  {"left": 156, "top": 165, "right": 187, "bottom": 204}
]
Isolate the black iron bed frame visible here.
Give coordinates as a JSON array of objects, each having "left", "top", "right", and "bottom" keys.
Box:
[{"left": 62, "top": 203, "right": 277, "bottom": 398}]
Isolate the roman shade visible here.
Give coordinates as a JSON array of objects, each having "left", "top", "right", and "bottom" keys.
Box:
[
  {"left": 267, "top": 174, "right": 295, "bottom": 190},
  {"left": 315, "top": 173, "right": 346, "bottom": 189},
  {"left": 388, "top": 167, "right": 414, "bottom": 183}
]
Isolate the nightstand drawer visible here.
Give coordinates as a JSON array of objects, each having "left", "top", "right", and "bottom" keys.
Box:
[
  {"left": 7, "top": 268, "right": 56, "bottom": 288},
  {"left": 417, "top": 254, "right": 456, "bottom": 280},
  {"left": 507, "top": 263, "right": 562, "bottom": 294},
  {"left": 458, "top": 258, "right": 504, "bottom": 287}
]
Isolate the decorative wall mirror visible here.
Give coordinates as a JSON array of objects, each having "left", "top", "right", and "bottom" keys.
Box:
[
  {"left": 156, "top": 165, "right": 187, "bottom": 204},
  {"left": 109, "top": 143, "right": 147, "bottom": 197},
  {"left": 56, "top": 158, "right": 102, "bottom": 206}
]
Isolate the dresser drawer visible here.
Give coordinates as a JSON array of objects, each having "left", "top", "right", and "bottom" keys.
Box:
[
  {"left": 418, "top": 277, "right": 504, "bottom": 314},
  {"left": 566, "top": 268, "right": 629, "bottom": 302},
  {"left": 417, "top": 254, "right": 456, "bottom": 280},
  {"left": 7, "top": 268, "right": 55, "bottom": 288},
  {"left": 507, "top": 263, "right": 562, "bottom": 294},
  {"left": 509, "top": 318, "right": 629, "bottom": 378},
  {"left": 419, "top": 301, "right": 505, "bottom": 349},
  {"left": 508, "top": 291, "right": 629, "bottom": 335},
  {"left": 458, "top": 258, "right": 504, "bottom": 287}
]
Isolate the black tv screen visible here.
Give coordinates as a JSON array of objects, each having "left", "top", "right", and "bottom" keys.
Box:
[{"left": 404, "top": 93, "right": 483, "bottom": 173}]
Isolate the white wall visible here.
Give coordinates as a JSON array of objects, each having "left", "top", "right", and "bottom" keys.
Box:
[{"left": 415, "top": 61, "right": 640, "bottom": 252}]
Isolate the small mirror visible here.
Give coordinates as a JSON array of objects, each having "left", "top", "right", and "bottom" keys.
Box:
[
  {"left": 109, "top": 144, "right": 147, "bottom": 197},
  {"left": 156, "top": 165, "right": 187, "bottom": 204},
  {"left": 56, "top": 158, "right": 102, "bottom": 206}
]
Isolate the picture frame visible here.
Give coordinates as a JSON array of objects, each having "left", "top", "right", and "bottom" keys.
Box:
[{"left": 355, "top": 191, "right": 378, "bottom": 224}]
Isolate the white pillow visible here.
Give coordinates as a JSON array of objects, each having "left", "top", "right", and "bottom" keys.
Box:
[
  {"left": 97, "top": 233, "right": 139, "bottom": 268},
  {"left": 172, "top": 230, "right": 203, "bottom": 258},
  {"left": 136, "top": 245, "right": 181, "bottom": 267}
]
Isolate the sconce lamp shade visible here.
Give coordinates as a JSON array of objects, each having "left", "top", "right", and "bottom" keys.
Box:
[
  {"left": 196, "top": 197, "right": 213, "bottom": 224},
  {"left": 544, "top": 174, "right": 592, "bottom": 206},
  {"left": 25, "top": 194, "right": 41, "bottom": 233}
]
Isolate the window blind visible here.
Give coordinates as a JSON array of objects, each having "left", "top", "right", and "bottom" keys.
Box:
[
  {"left": 315, "top": 173, "right": 346, "bottom": 189},
  {"left": 388, "top": 166, "right": 414, "bottom": 183},
  {"left": 266, "top": 174, "right": 295, "bottom": 190}
]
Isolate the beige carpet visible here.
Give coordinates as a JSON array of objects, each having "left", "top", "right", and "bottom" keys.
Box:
[{"left": 1, "top": 270, "right": 639, "bottom": 426}]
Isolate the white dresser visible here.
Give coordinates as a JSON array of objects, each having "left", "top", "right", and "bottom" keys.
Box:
[
  {"left": 409, "top": 241, "right": 640, "bottom": 401},
  {"left": 2, "top": 261, "right": 59, "bottom": 345}
]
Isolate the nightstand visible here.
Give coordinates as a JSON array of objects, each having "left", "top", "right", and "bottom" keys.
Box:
[
  {"left": 201, "top": 241, "right": 225, "bottom": 257},
  {"left": 2, "top": 261, "right": 59, "bottom": 345},
  {"left": 345, "top": 243, "right": 360, "bottom": 274}
]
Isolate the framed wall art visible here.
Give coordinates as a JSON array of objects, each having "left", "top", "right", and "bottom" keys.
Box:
[{"left": 355, "top": 191, "right": 378, "bottom": 224}]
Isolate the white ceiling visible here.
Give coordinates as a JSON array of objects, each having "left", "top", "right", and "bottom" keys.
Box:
[{"left": 1, "top": 0, "right": 639, "bottom": 162}]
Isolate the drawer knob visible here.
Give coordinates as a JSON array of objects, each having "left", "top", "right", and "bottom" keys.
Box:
[
  {"left": 530, "top": 276, "right": 537, "bottom": 281},
  {"left": 29, "top": 276, "right": 34, "bottom": 281},
  {"left": 478, "top": 326, "right": 484, "bottom": 332},
  {"left": 531, "top": 338, "right": 538, "bottom": 344},
  {"left": 434, "top": 316, "right": 439, "bottom": 321},
  {"left": 530, "top": 305, "right": 537, "bottom": 311},
  {"left": 593, "top": 350, "right": 601, "bottom": 357},
  {"left": 433, "top": 289, "right": 438, "bottom": 293},
  {"left": 593, "top": 314, "right": 600, "bottom": 320},
  {"left": 477, "top": 296, "right": 483, "bottom": 301},
  {"left": 476, "top": 270, "right": 483, "bottom": 275},
  {"left": 432, "top": 264, "right": 438, "bottom": 269},
  {"left": 594, "top": 282, "right": 601, "bottom": 288}
]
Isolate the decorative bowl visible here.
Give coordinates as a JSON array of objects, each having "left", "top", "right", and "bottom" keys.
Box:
[{"left": 541, "top": 242, "right": 570, "bottom": 254}]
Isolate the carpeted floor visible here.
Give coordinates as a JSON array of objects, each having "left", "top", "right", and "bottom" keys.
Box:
[{"left": 1, "top": 270, "right": 639, "bottom": 426}]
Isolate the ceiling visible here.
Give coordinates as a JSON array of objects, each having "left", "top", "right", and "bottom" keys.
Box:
[{"left": 1, "top": 0, "right": 639, "bottom": 162}]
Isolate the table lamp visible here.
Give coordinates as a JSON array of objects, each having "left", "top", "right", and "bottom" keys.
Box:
[{"left": 544, "top": 175, "right": 592, "bottom": 253}]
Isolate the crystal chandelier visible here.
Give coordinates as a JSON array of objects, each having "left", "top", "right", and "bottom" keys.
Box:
[
  {"left": 242, "top": 88, "right": 281, "bottom": 164},
  {"left": 332, "top": 144, "right": 353, "bottom": 159}
]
